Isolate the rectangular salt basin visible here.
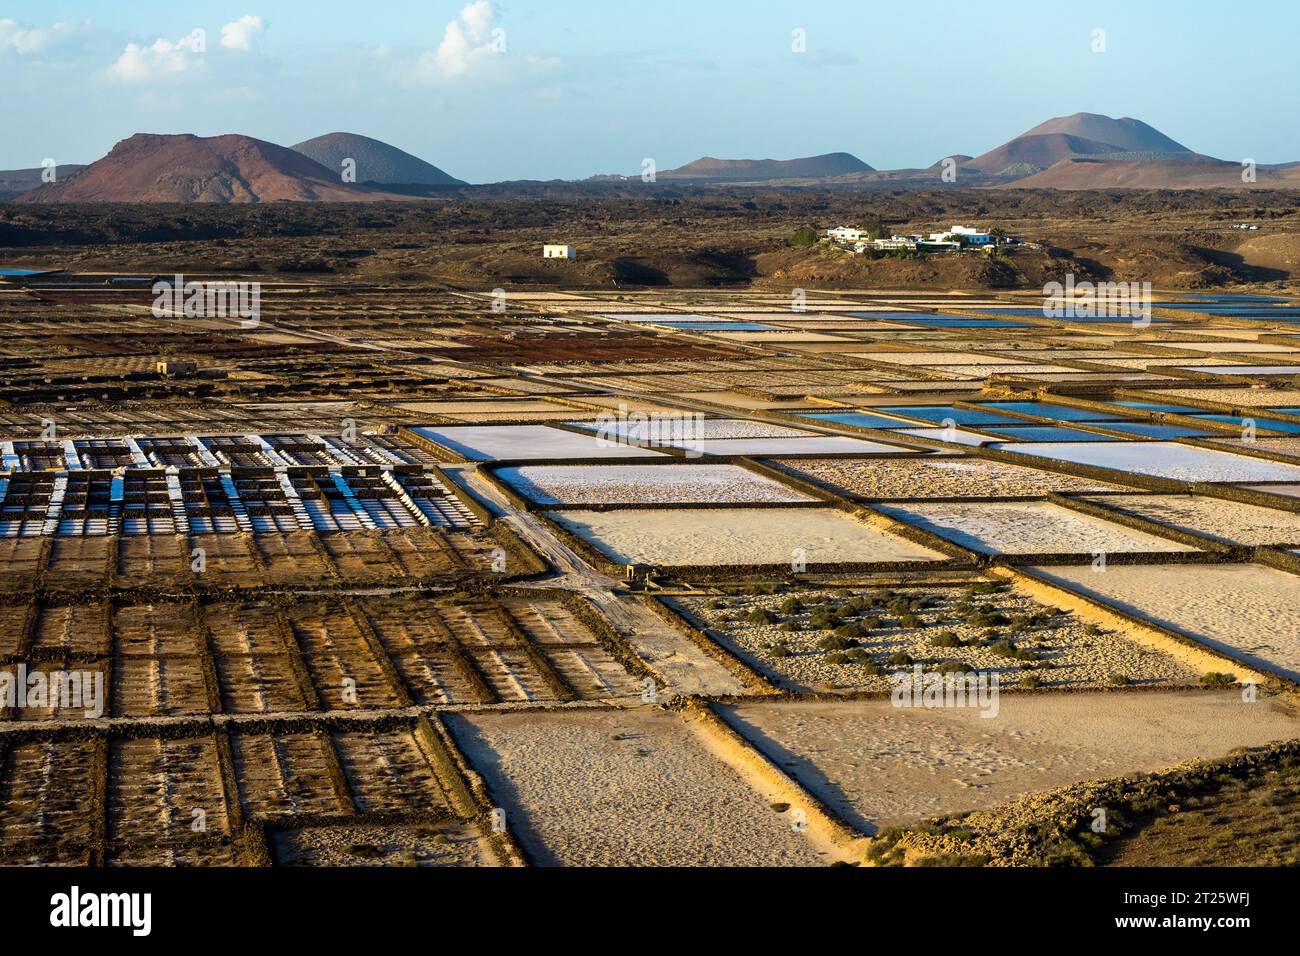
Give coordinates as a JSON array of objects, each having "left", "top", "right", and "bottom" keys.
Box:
[
  {"left": 799, "top": 411, "right": 918, "bottom": 429},
  {"left": 1092, "top": 422, "right": 1214, "bottom": 439},
  {"left": 718, "top": 694, "right": 1300, "bottom": 832},
  {"left": 1178, "top": 365, "right": 1300, "bottom": 375},
  {"left": 568, "top": 418, "right": 810, "bottom": 441},
  {"left": 1034, "top": 563, "right": 1300, "bottom": 682},
  {"left": 1110, "top": 401, "right": 1203, "bottom": 414},
  {"left": 874, "top": 500, "right": 1196, "bottom": 555},
  {"left": 691, "top": 436, "right": 910, "bottom": 456},
  {"left": 982, "top": 425, "right": 1112, "bottom": 442},
  {"left": 976, "top": 401, "right": 1120, "bottom": 422},
  {"left": 547, "top": 507, "right": 945, "bottom": 566},
  {"left": 446, "top": 709, "right": 828, "bottom": 866},
  {"left": 777, "top": 456, "right": 1124, "bottom": 498},
  {"left": 1193, "top": 415, "right": 1300, "bottom": 435},
  {"left": 881, "top": 405, "right": 1016, "bottom": 426},
  {"left": 1080, "top": 493, "right": 1300, "bottom": 547},
  {"left": 891, "top": 427, "right": 994, "bottom": 447},
  {"left": 997, "top": 441, "right": 1300, "bottom": 482},
  {"left": 496, "top": 464, "right": 813, "bottom": 505},
  {"left": 411, "top": 425, "right": 667, "bottom": 461}
]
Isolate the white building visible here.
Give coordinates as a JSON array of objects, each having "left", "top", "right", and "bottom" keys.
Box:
[
  {"left": 543, "top": 245, "right": 577, "bottom": 259},
  {"left": 932, "top": 225, "right": 994, "bottom": 246},
  {"left": 826, "top": 226, "right": 863, "bottom": 242}
]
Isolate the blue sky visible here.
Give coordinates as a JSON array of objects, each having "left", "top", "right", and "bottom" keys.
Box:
[{"left": 2, "top": 1, "right": 1298, "bottom": 182}]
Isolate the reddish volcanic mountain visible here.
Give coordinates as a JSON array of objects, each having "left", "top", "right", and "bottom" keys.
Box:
[
  {"left": 964, "top": 113, "right": 1209, "bottom": 179},
  {"left": 658, "top": 152, "right": 873, "bottom": 181},
  {"left": 18, "top": 133, "right": 409, "bottom": 203}
]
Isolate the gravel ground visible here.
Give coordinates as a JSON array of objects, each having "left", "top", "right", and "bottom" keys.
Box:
[{"left": 677, "top": 585, "right": 1198, "bottom": 692}]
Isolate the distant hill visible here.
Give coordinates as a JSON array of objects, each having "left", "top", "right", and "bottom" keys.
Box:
[
  {"left": 658, "top": 152, "right": 873, "bottom": 181},
  {"left": 290, "top": 132, "right": 465, "bottom": 187},
  {"left": 17, "top": 133, "right": 410, "bottom": 203},
  {"left": 966, "top": 113, "right": 1211, "bottom": 180},
  {"left": 1009, "top": 156, "right": 1300, "bottom": 190},
  {"left": 0, "top": 165, "right": 87, "bottom": 201},
  {"left": 1019, "top": 113, "right": 1191, "bottom": 153}
]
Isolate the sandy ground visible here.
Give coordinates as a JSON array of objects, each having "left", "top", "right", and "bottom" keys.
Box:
[
  {"left": 997, "top": 441, "right": 1300, "bottom": 482},
  {"left": 497, "top": 464, "right": 813, "bottom": 505},
  {"left": 1034, "top": 563, "right": 1300, "bottom": 681},
  {"left": 678, "top": 586, "right": 1198, "bottom": 692},
  {"left": 875, "top": 500, "right": 1197, "bottom": 555},
  {"left": 719, "top": 693, "right": 1300, "bottom": 833},
  {"left": 411, "top": 425, "right": 667, "bottom": 461},
  {"left": 447, "top": 708, "right": 832, "bottom": 866},
  {"left": 782, "top": 457, "right": 1125, "bottom": 497},
  {"left": 1082, "top": 493, "right": 1300, "bottom": 546},
  {"left": 547, "top": 507, "right": 945, "bottom": 566}
]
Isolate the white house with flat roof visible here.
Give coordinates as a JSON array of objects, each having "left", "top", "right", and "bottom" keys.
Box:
[
  {"left": 543, "top": 244, "right": 577, "bottom": 259},
  {"left": 826, "top": 226, "right": 863, "bottom": 242}
]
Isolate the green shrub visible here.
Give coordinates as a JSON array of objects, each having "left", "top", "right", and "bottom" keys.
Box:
[
  {"left": 780, "top": 596, "right": 805, "bottom": 615},
  {"left": 929, "top": 630, "right": 962, "bottom": 648},
  {"left": 1200, "top": 672, "right": 1237, "bottom": 687},
  {"left": 887, "top": 651, "right": 914, "bottom": 666},
  {"left": 818, "top": 634, "right": 855, "bottom": 651},
  {"left": 1107, "top": 674, "right": 1132, "bottom": 686},
  {"left": 898, "top": 613, "right": 923, "bottom": 629},
  {"left": 746, "top": 608, "right": 777, "bottom": 625},
  {"left": 789, "top": 226, "right": 819, "bottom": 248}
]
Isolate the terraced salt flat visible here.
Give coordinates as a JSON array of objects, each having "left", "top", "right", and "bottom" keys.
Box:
[
  {"left": 719, "top": 694, "right": 1300, "bottom": 832},
  {"left": 569, "top": 418, "right": 810, "bottom": 441},
  {"left": 996, "top": 441, "right": 1300, "bottom": 482},
  {"left": 496, "top": 464, "right": 813, "bottom": 505},
  {"left": 548, "top": 507, "right": 945, "bottom": 566},
  {"left": 875, "top": 501, "right": 1197, "bottom": 556},
  {"left": 411, "top": 425, "right": 667, "bottom": 461},
  {"left": 1034, "top": 563, "right": 1300, "bottom": 681},
  {"left": 1081, "top": 493, "right": 1300, "bottom": 547},
  {"left": 779, "top": 457, "right": 1125, "bottom": 498}
]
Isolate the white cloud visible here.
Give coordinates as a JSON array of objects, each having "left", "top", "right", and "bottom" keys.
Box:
[
  {"left": 0, "top": 19, "right": 83, "bottom": 56},
  {"left": 108, "top": 31, "right": 205, "bottom": 84},
  {"left": 220, "top": 15, "right": 265, "bottom": 52},
  {"left": 419, "top": 0, "right": 500, "bottom": 80}
]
